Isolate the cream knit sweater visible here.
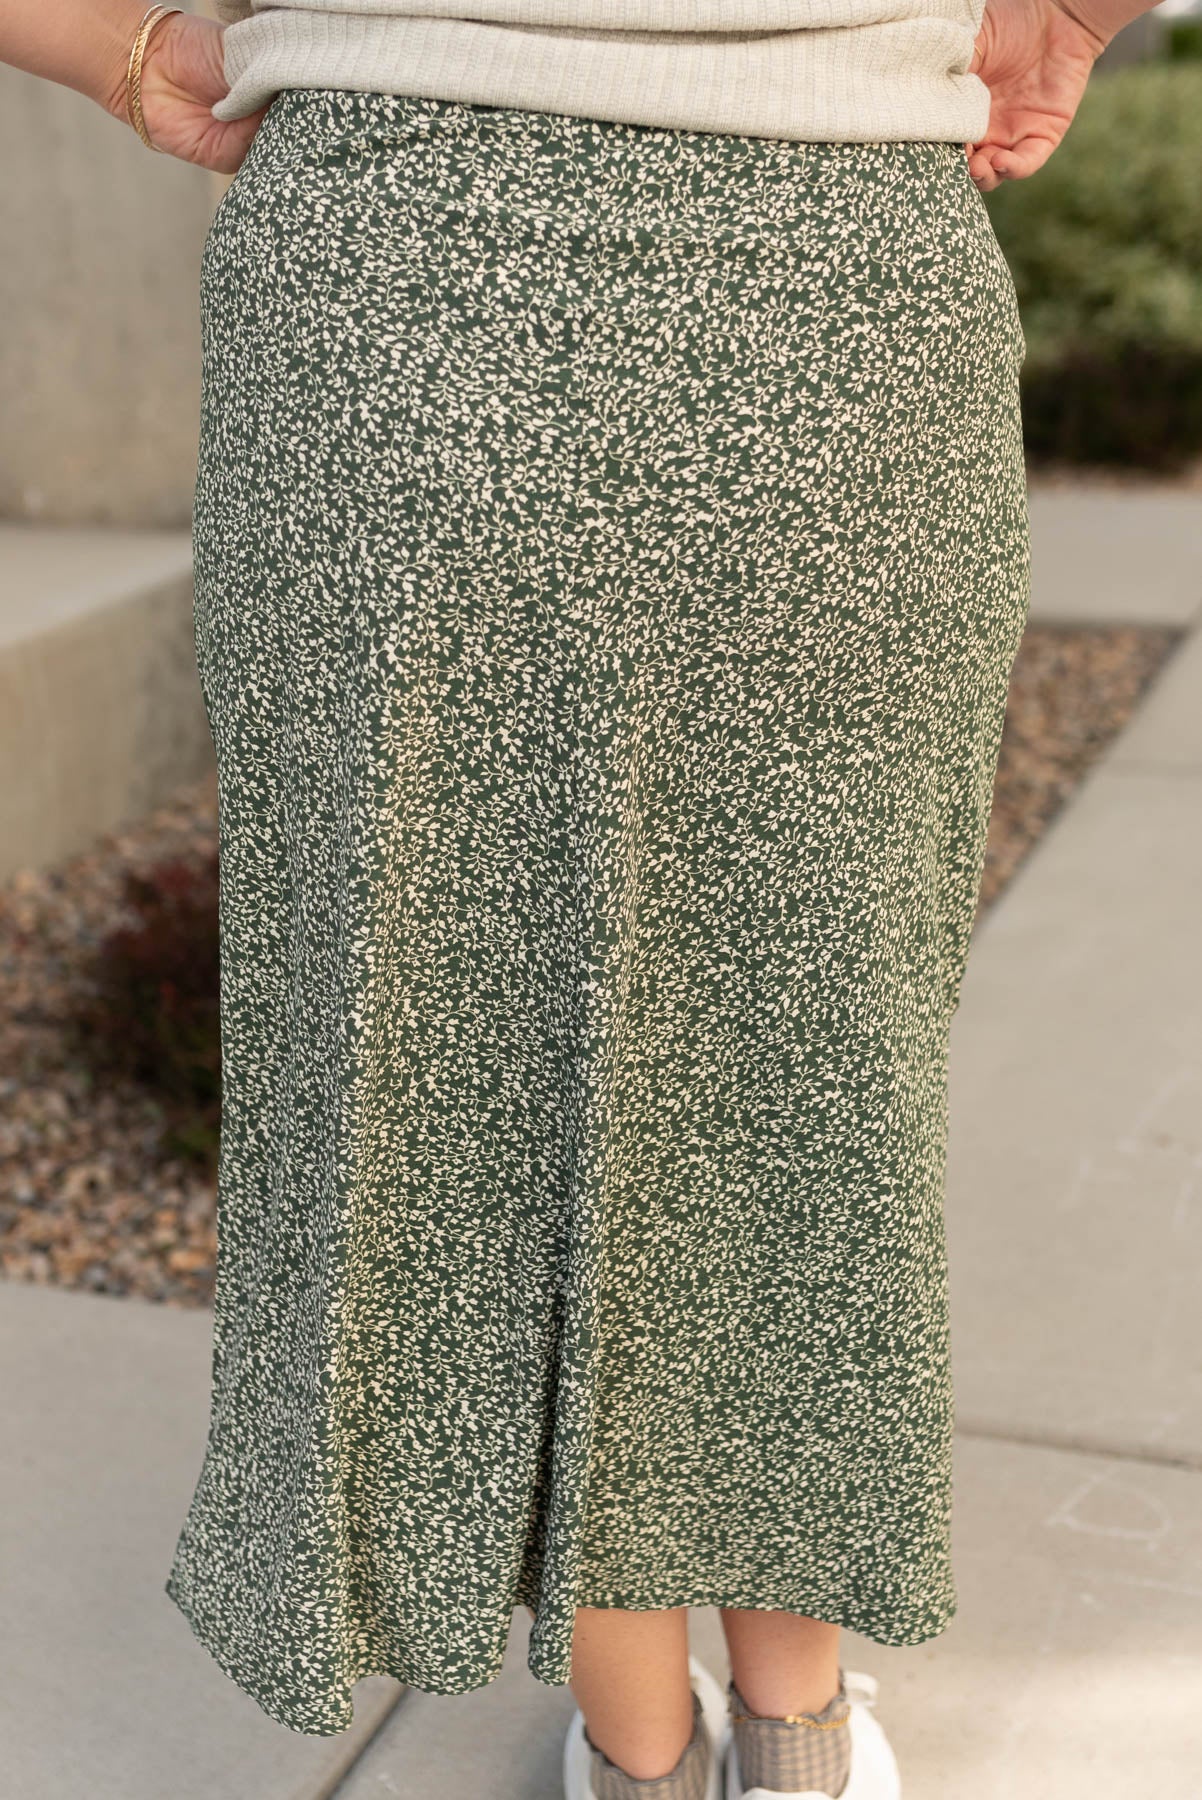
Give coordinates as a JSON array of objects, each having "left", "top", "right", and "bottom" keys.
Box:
[{"left": 210, "top": 0, "right": 992, "bottom": 144}]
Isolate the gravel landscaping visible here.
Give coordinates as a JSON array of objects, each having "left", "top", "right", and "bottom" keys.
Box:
[{"left": 0, "top": 619, "right": 1185, "bottom": 1309}]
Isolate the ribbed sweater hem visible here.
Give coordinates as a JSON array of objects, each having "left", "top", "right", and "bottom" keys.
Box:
[{"left": 212, "top": 12, "right": 993, "bottom": 143}]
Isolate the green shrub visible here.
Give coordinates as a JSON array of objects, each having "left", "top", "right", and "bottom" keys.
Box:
[
  {"left": 1165, "top": 20, "right": 1202, "bottom": 61},
  {"left": 983, "top": 63, "right": 1202, "bottom": 470}
]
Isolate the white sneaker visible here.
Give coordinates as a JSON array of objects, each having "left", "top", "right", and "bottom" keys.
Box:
[
  {"left": 563, "top": 1653, "right": 731, "bottom": 1800},
  {"left": 723, "top": 1671, "right": 901, "bottom": 1800}
]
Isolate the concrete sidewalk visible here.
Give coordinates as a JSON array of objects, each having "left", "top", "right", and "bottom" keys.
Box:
[
  {"left": 2, "top": 478, "right": 1200, "bottom": 1798},
  {"left": 0, "top": 1279, "right": 404, "bottom": 1800}
]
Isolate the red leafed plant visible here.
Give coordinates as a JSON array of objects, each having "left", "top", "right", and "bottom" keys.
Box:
[{"left": 70, "top": 851, "right": 222, "bottom": 1170}]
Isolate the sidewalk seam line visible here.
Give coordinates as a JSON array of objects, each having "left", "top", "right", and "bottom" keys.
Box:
[{"left": 955, "top": 1422, "right": 1202, "bottom": 1475}]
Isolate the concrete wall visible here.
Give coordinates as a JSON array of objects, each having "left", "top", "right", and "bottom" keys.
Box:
[
  {"left": 0, "top": 525, "right": 213, "bottom": 881},
  {"left": 0, "top": 23, "right": 216, "bottom": 529},
  {"left": 0, "top": 8, "right": 226, "bottom": 875},
  {"left": 1097, "top": 0, "right": 1200, "bottom": 71}
]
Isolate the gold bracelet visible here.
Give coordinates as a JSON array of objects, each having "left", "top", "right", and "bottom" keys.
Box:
[{"left": 125, "top": 5, "right": 183, "bottom": 152}]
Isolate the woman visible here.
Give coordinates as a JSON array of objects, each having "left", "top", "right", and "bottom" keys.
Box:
[{"left": 2, "top": 2, "right": 1155, "bottom": 1795}]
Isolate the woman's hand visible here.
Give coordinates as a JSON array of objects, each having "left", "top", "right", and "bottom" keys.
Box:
[
  {"left": 965, "top": 0, "right": 1109, "bottom": 191},
  {"left": 100, "top": 10, "right": 267, "bottom": 174}
]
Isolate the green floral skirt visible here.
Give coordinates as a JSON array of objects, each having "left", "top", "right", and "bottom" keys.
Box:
[{"left": 165, "top": 87, "right": 1030, "bottom": 1735}]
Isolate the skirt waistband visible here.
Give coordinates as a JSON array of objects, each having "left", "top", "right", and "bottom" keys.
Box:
[{"left": 246, "top": 86, "right": 978, "bottom": 248}]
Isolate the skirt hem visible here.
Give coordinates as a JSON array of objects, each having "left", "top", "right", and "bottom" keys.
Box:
[{"left": 165, "top": 1567, "right": 956, "bottom": 1737}]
